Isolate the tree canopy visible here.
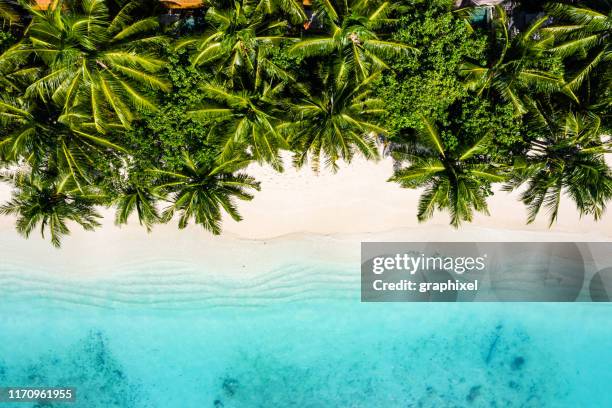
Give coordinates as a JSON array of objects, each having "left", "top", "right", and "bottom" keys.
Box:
[{"left": 0, "top": 0, "right": 610, "bottom": 246}]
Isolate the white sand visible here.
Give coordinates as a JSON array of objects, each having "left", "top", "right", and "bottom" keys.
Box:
[
  {"left": 230, "top": 154, "right": 612, "bottom": 238},
  {"left": 2, "top": 154, "right": 611, "bottom": 238},
  {"left": 0, "top": 154, "right": 610, "bottom": 278}
]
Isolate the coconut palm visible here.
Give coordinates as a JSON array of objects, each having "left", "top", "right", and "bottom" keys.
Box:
[
  {"left": 177, "top": 0, "right": 303, "bottom": 86},
  {"left": 113, "top": 184, "right": 160, "bottom": 231},
  {"left": 282, "top": 71, "right": 383, "bottom": 171},
  {"left": 0, "top": 0, "right": 31, "bottom": 92},
  {"left": 0, "top": 0, "right": 170, "bottom": 132},
  {"left": 543, "top": 1, "right": 611, "bottom": 106},
  {"left": 0, "top": 171, "right": 103, "bottom": 247},
  {"left": 151, "top": 152, "right": 260, "bottom": 234},
  {"left": 188, "top": 81, "right": 289, "bottom": 170},
  {"left": 0, "top": 95, "right": 126, "bottom": 185},
  {"left": 0, "top": 0, "right": 19, "bottom": 26},
  {"left": 0, "top": 61, "right": 38, "bottom": 95},
  {"left": 254, "top": 0, "right": 305, "bottom": 21},
  {"left": 390, "top": 115, "right": 507, "bottom": 227},
  {"left": 504, "top": 109, "right": 612, "bottom": 225},
  {"left": 460, "top": 6, "right": 565, "bottom": 116},
  {"left": 288, "top": 0, "right": 417, "bottom": 82}
]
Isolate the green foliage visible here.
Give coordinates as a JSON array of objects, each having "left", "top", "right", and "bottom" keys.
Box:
[
  {"left": 460, "top": 8, "right": 567, "bottom": 116},
  {"left": 283, "top": 72, "right": 384, "bottom": 171},
  {"left": 176, "top": 0, "right": 301, "bottom": 87},
  {"left": 376, "top": 2, "right": 488, "bottom": 136},
  {"left": 3, "top": 0, "right": 171, "bottom": 131},
  {"left": 390, "top": 115, "right": 507, "bottom": 227},
  {"left": 153, "top": 152, "right": 261, "bottom": 234},
  {"left": 189, "top": 81, "right": 289, "bottom": 171},
  {"left": 0, "top": 29, "right": 14, "bottom": 52},
  {"left": 0, "top": 0, "right": 611, "bottom": 245},
  {"left": 0, "top": 0, "right": 19, "bottom": 27},
  {"left": 544, "top": 2, "right": 611, "bottom": 98},
  {"left": 120, "top": 48, "right": 216, "bottom": 176},
  {"left": 0, "top": 170, "right": 103, "bottom": 247},
  {"left": 288, "top": 0, "right": 418, "bottom": 83},
  {"left": 505, "top": 109, "right": 612, "bottom": 225},
  {"left": 446, "top": 96, "right": 523, "bottom": 161}
]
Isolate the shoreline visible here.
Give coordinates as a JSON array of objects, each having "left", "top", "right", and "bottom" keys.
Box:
[
  {"left": 5, "top": 154, "right": 609, "bottom": 239},
  {"left": 0, "top": 155, "right": 611, "bottom": 280},
  {"left": 0, "top": 153, "right": 612, "bottom": 278}
]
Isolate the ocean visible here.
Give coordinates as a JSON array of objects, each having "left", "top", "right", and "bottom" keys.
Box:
[{"left": 0, "top": 258, "right": 610, "bottom": 407}]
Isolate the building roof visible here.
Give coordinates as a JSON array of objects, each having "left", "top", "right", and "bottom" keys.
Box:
[
  {"left": 32, "top": 0, "right": 53, "bottom": 10},
  {"left": 159, "top": 0, "right": 205, "bottom": 9}
]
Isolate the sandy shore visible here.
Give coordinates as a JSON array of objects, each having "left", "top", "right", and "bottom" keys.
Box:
[
  {"left": 2, "top": 154, "right": 612, "bottom": 238},
  {"left": 0, "top": 154, "right": 611, "bottom": 279},
  {"left": 230, "top": 154, "right": 612, "bottom": 238}
]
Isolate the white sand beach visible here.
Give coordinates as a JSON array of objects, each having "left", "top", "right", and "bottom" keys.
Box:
[
  {"left": 230, "top": 154, "right": 612, "bottom": 238},
  {"left": 0, "top": 154, "right": 610, "bottom": 279},
  {"left": 3, "top": 154, "right": 611, "bottom": 239}
]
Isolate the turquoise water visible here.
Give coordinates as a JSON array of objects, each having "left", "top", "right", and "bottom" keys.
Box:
[{"left": 0, "top": 261, "right": 611, "bottom": 407}]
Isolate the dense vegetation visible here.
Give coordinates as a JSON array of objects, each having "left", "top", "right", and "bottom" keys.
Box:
[{"left": 0, "top": 0, "right": 610, "bottom": 246}]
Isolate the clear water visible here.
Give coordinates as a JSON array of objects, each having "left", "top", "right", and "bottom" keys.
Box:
[{"left": 0, "top": 261, "right": 611, "bottom": 407}]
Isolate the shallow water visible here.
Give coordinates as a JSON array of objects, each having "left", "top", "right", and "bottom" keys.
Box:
[{"left": 0, "top": 261, "right": 610, "bottom": 407}]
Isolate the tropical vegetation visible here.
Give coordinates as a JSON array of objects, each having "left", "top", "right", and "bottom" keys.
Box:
[{"left": 0, "top": 0, "right": 610, "bottom": 246}]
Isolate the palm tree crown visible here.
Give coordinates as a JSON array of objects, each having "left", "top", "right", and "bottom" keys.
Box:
[
  {"left": 289, "top": 0, "right": 417, "bottom": 82},
  {"left": 0, "top": 95, "right": 126, "bottom": 184},
  {"left": 544, "top": 2, "right": 611, "bottom": 106},
  {"left": 460, "top": 6, "right": 565, "bottom": 116},
  {"left": 177, "top": 0, "right": 302, "bottom": 86},
  {"left": 0, "top": 0, "right": 170, "bottom": 132},
  {"left": 151, "top": 152, "right": 261, "bottom": 234},
  {"left": 189, "top": 81, "right": 289, "bottom": 170},
  {"left": 0, "top": 171, "right": 103, "bottom": 247},
  {"left": 390, "top": 115, "right": 507, "bottom": 227},
  {"left": 113, "top": 183, "right": 161, "bottom": 232},
  {"left": 505, "top": 109, "right": 612, "bottom": 225},
  {"left": 283, "top": 71, "right": 384, "bottom": 171}
]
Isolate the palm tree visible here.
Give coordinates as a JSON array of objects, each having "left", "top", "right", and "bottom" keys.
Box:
[
  {"left": 0, "top": 95, "right": 126, "bottom": 185},
  {"left": 188, "top": 81, "right": 289, "bottom": 170},
  {"left": 0, "top": 0, "right": 30, "bottom": 93},
  {"left": 0, "top": 0, "right": 19, "bottom": 26},
  {"left": 177, "top": 0, "right": 303, "bottom": 86},
  {"left": 151, "top": 152, "right": 260, "bottom": 234},
  {"left": 460, "top": 6, "right": 565, "bottom": 116},
  {"left": 254, "top": 0, "right": 305, "bottom": 20},
  {"left": 282, "top": 71, "right": 383, "bottom": 172},
  {"left": 504, "top": 109, "right": 612, "bottom": 225},
  {"left": 0, "top": 62, "right": 37, "bottom": 95},
  {"left": 113, "top": 184, "right": 161, "bottom": 232},
  {"left": 289, "top": 0, "right": 417, "bottom": 82},
  {"left": 389, "top": 115, "right": 507, "bottom": 227},
  {"left": 0, "top": 171, "right": 103, "bottom": 247},
  {"left": 0, "top": 0, "right": 170, "bottom": 132},
  {"left": 543, "top": 1, "right": 611, "bottom": 106}
]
